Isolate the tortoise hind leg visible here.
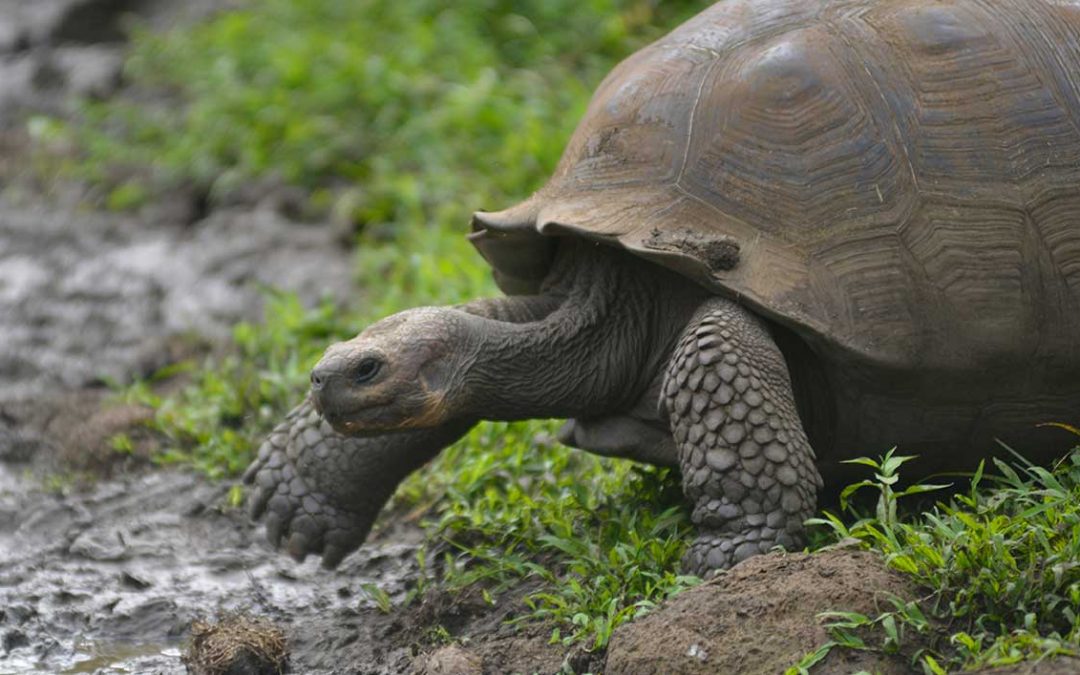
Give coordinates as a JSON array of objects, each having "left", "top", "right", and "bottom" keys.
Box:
[
  {"left": 557, "top": 416, "right": 678, "bottom": 467},
  {"left": 665, "top": 299, "right": 822, "bottom": 574}
]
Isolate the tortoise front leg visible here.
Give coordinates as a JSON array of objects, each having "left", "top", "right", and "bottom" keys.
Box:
[
  {"left": 665, "top": 300, "right": 822, "bottom": 574},
  {"left": 244, "top": 397, "right": 473, "bottom": 568}
]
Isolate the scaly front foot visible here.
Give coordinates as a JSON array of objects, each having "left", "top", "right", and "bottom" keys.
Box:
[
  {"left": 666, "top": 300, "right": 822, "bottom": 575},
  {"left": 243, "top": 397, "right": 472, "bottom": 568}
]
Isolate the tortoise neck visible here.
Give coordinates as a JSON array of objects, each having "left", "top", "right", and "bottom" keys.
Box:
[{"left": 451, "top": 241, "right": 705, "bottom": 421}]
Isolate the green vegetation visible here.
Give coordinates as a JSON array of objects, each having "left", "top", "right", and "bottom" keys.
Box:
[
  {"left": 54, "top": 0, "right": 703, "bottom": 224},
  {"left": 56, "top": 0, "right": 1080, "bottom": 665},
  {"left": 117, "top": 293, "right": 351, "bottom": 479},
  {"left": 796, "top": 442, "right": 1080, "bottom": 673},
  {"left": 419, "top": 423, "right": 698, "bottom": 649}
]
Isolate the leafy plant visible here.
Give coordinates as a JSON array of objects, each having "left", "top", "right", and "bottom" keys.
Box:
[
  {"left": 389, "top": 420, "right": 699, "bottom": 650},
  {"left": 805, "top": 449, "right": 949, "bottom": 557},
  {"left": 802, "top": 441, "right": 1080, "bottom": 672},
  {"left": 360, "top": 582, "right": 394, "bottom": 614}
]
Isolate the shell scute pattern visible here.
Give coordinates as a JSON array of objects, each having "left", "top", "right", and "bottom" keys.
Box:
[{"left": 473, "top": 0, "right": 1080, "bottom": 372}]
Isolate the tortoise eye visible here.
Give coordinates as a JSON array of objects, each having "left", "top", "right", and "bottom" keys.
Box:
[{"left": 354, "top": 358, "right": 382, "bottom": 384}]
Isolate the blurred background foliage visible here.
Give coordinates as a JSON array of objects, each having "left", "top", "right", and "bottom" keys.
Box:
[{"left": 68, "top": 0, "right": 703, "bottom": 227}]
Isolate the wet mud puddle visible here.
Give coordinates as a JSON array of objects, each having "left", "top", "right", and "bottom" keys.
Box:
[
  {"left": 0, "top": 463, "right": 424, "bottom": 674},
  {"left": 0, "top": 185, "right": 408, "bottom": 673}
]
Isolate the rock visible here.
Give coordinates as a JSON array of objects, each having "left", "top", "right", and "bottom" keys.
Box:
[
  {"left": 0, "top": 56, "right": 39, "bottom": 120},
  {"left": 604, "top": 549, "right": 917, "bottom": 675},
  {"left": 0, "top": 2, "right": 75, "bottom": 51},
  {"left": 413, "top": 645, "right": 483, "bottom": 675},
  {"left": 0, "top": 23, "right": 23, "bottom": 54},
  {"left": 0, "top": 429, "right": 44, "bottom": 463},
  {"left": 2, "top": 628, "right": 29, "bottom": 652},
  {"left": 70, "top": 528, "right": 129, "bottom": 561},
  {"left": 0, "top": 0, "right": 212, "bottom": 126},
  {"left": 52, "top": 0, "right": 144, "bottom": 44}
]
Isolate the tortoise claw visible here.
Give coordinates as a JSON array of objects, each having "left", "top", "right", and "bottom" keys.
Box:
[
  {"left": 241, "top": 399, "right": 380, "bottom": 567},
  {"left": 241, "top": 398, "right": 469, "bottom": 568}
]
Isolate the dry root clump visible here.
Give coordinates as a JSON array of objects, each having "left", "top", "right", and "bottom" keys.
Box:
[{"left": 182, "top": 613, "right": 289, "bottom": 675}]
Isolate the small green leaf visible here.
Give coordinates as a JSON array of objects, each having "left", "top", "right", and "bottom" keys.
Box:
[
  {"left": 922, "top": 654, "right": 947, "bottom": 675},
  {"left": 785, "top": 641, "right": 836, "bottom": 675},
  {"left": 227, "top": 484, "right": 244, "bottom": 508},
  {"left": 841, "top": 457, "right": 881, "bottom": 468}
]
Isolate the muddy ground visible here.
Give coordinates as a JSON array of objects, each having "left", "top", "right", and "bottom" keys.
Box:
[{"left": 1, "top": 2, "right": 1077, "bottom": 674}]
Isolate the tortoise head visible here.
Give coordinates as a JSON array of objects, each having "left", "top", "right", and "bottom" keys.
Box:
[{"left": 309, "top": 308, "right": 467, "bottom": 434}]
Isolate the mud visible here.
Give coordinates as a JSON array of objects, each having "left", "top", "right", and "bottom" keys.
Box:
[
  {"left": 0, "top": 132, "right": 399, "bottom": 672},
  {"left": 0, "top": 4, "right": 395, "bottom": 671},
  {"left": 642, "top": 226, "right": 740, "bottom": 272},
  {"left": 0, "top": 198, "right": 360, "bottom": 480},
  {"left": 605, "top": 547, "right": 915, "bottom": 674},
  {"left": 1, "top": 460, "right": 574, "bottom": 674},
  {"left": 0, "top": 466, "right": 426, "bottom": 674},
  {"left": 0, "top": 174, "right": 443, "bottom": 672}
]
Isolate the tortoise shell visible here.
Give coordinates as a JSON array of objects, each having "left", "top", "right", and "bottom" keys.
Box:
[{"left": 470, "top": 0, "right": 1080, "bottom": 373}]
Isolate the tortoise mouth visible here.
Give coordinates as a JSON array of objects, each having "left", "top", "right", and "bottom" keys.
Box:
[
  {"left": 315, "top": 400, "right": 391, "bottom": 436},
  {"left": 321, "top": 411, "right": 364, "bottom": 435},
  {"left": 315, "top": 395, "right": 444, "bottom": 436},
  {"left": 309, "top": 370, "right": 406, "bottom": 435},
  {"left": 311, "top": 387, "right": 364, "bottom": 433}
]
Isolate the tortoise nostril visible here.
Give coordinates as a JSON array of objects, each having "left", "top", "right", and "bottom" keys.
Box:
[{"left": 310, "top": 370, "right": 325, "bottom": 390}]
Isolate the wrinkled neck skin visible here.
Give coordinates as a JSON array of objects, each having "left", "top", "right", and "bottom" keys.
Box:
[{"left": 447, "top": 240, "right": 708, "bottom": 422}]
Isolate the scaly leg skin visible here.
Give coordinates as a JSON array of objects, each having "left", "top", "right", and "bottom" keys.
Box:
[
  {"left": 665, "top": 300, "right": 823, "bottom": 575},
  {"left": 243, "top": 396, "right": 473, "bottom": 568}
]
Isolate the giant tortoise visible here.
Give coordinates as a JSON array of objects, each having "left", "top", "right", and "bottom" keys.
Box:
[{"left": 244, "top": 0, "right": 1080, "bottom": 574}]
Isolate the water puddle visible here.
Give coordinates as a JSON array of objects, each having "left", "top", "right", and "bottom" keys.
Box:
[
  {"left": 2, "top": 641, "right": 181, "bottom": 675},
  {"left": 0, "top": 465, "right": 421, "bottom": 673}
]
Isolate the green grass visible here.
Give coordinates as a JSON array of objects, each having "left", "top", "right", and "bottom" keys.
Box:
[
  {"left": 410, "top": 422, "right": 698, "bottom": 650},
  {"left": 798, "top": 444, "right": 1080, "bottom": 673}
]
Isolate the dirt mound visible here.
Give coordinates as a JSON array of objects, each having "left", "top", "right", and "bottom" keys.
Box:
[
  {"left": 401, "top": 548, "right": 920, "bottom": 674},
  {"left": 604, "top": 547, "right": 916, "bottom": 675}
]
